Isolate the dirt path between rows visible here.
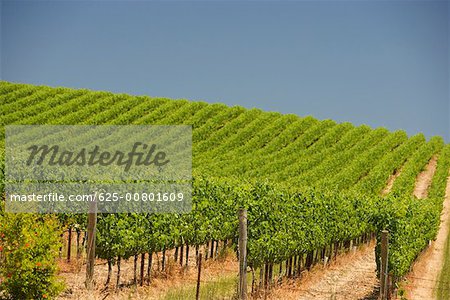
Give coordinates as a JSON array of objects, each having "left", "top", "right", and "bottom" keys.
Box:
[
  {"left": 413, "top": 155, "right": 438, "bottom": 199},
  {"left": 382, "top": 166, "right": 403, "bottom": 196},
  {"left": 269, "top": 242, "right": 378, "bottom": 300},
  {"left": 403, "top": 173, "right": 450, "bottom": 300}
]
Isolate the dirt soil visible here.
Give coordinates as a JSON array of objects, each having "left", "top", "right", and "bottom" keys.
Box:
[
  {"left": 382, "top": 166, "right": 403, "bottom": 196},
  {"left": 269, "top": 242, "right": 378, "bottom": 300},
  {"left": 413, "top": 155, "right": 438, "bottom": 199},
  {"left": 57, "top": 247, "right": 239, "bottom": 300},
  {"left": 403, "top": 174, "right": 450, "bottom": 300}
]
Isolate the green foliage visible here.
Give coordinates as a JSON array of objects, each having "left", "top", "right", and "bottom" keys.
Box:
[
  {"left": 0, "top": 214, "right": 63, "bottom": 300},
  {"left": 373, "top": 144, "right": 450, "bottom": 278},
  {"left": 391, "top": 136, "right": 444, "bottom": 197},
  {"left": 1, "top": 81, "right": 449, "bottom": 293}
]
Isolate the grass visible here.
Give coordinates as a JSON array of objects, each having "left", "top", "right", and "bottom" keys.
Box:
[{"left": 163, "top": 274, "right": 238, "bottom": 300}]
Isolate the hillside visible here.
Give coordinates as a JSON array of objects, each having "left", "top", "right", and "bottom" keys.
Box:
[
  {"left": 0, "top": 81, "right": 442, "bottom": 195},
  {"left": 1, "top": 81, "right": 450, "bottom": 299}
]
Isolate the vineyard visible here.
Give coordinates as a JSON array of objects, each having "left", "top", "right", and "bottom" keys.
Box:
[{"left": 0, "top": 81, "right": 449, "bottom": 299}]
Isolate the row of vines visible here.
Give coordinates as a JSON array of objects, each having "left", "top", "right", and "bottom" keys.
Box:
[{"left": 1, "top": 81, "right": 449, "bottom": 299}]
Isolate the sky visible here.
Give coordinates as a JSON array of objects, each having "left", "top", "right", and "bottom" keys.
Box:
[{"left": 1, "top": 0, "right": 449, "bottom": 140}]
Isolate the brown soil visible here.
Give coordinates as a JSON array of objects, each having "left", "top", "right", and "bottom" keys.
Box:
[
  {"left": 402, "top": 174, "right": 450, "bottom": 300},
  {"left": 269, "top": 242, "right": 378, "bottom": 300},
  {"left": 413, "top": 155, "right": 438, "bottom": 199},
  {"left": 57, "top": 246, "right": 238, "bottom": 300},
  {"left": 382, "top": 166, "right": 403, "bottom": 196}
]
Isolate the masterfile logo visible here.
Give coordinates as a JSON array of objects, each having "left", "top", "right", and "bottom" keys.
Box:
[
  {"left": 26, "top": 142, "right": 170, "bottom": 171},
  {"left": 5, "top": 125, "right": 192, "bottom": 213}
]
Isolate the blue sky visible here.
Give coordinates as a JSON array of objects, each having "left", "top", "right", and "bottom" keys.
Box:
[{"left": 1, "top": 0, "right": 449, "bottom": 140}]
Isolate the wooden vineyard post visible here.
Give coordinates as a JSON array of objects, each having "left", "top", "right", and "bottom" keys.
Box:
[
  {"left": 140, "top": 253, "right": 145, "bottom": 286},
  {"left": 67, "top": 226, "right": 72, "bottom": 262},
  {"left": 147, "top": 252, "right": 153, "bottom": 285},
  {"left": 180, "top": 244, "right": 184, "bottom": 266},
  {"left": 162, "top": 247, "right": 166, "bottom": 271},
  {"left": 196, "top": 252, "right": 202, "bottom": 300},
  {"left": 185, "top": 244, "right": 189, "bottom": 268},
  {"left": 59, "top": 233, "right": 63, "bottom": 258},
  {"left": 133, "top": 255, "right": 138, "bottom": 285},
  {"left": 76, "top": 229, "right": 82, "bottom": 259},
  {"left": 380, "top": 230, "right": 389, "bottom": 300},
  {"left": 238, "top": 208, "right": 248, "bottom": 300},
  {"left": 85, "top": 197, "right": 97, "bottom": 290}
]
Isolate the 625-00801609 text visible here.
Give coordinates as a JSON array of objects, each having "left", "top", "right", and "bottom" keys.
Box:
[{"left": 8, "top": 192, "right": 185, "bottom": 202}]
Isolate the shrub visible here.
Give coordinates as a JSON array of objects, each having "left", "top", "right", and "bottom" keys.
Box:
[{"left": 0, "top": 213, "right": 63, "bottom": 300}]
